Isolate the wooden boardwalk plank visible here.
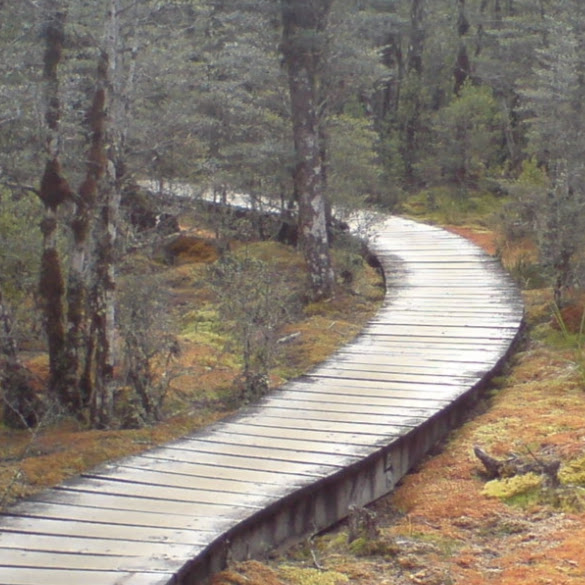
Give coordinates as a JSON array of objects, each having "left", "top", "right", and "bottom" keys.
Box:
[
  {"left": 0, "top": 215, "right": 523, "bottom": 585},
  {"left": 0, "top": 568, "right": 170, "bottom": 585}
]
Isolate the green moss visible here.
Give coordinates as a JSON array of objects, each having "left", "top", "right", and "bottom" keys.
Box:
[
  {"left": 482, "top": 472, "right": 543, "bottom": 505},
  {"left": 180, "top": 308, "right": 227, "bottom": 346},
  {"left": 347, "top": 536, "right": 399, "bottom": 558},
  {"left": 407, "top": 531, "right": 461, "bottom": 557},
  {"left": 560, "top": 456, "right": 585, "bottom": 486},
  {"left": 278, "top": 566, "right": 348, "bottom": 585}
]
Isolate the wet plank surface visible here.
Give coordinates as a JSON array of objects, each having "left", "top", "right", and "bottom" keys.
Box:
[{"left": 0, "top": 215, "right": 523, "bottom": 585}]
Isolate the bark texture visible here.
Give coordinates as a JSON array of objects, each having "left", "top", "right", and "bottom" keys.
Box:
[
  {"left": 281, "top": 0, "right": 335, "bottom": 300},
  {"left": 38, "top": 1, "right": 73, "bottom": 408}
]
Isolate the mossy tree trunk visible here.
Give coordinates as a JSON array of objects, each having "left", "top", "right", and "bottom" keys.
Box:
[
  {"left": 37, "top": 0, "right": 75, "bottom": 410},
  {"left": 90, "top": 0, "right": 133, "bottom": 428},
  {"left": 63, "top": 75, "right": 107, "bottom": 412},
  {"left": 280, "top": 0, "right": 335, "bottom": 301}
]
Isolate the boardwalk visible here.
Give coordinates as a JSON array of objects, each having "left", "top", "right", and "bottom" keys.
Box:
[{"left": 0, "top": 215, "right": 523, "bottom": 585}]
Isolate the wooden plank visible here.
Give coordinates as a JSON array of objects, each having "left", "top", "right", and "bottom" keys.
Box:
[
  {"left": 50, "top": 478, "right": 267, "bottom": 509},
  {"left": 34, "top": 488, "right": 261, "bottom": 517},
  {"left": 0, "top": 533, "right": 198, "bottom": 561},
  {"left": 313, "top": 360, "right": 482, "bottom": 379},
  {"left": 329, "top": 352, "right": 487, "bottom": 370},
  {"left": 0, "top": 549, "right": 178, "bottom": 573},
  {"left": 260, "top": 403, "right": 438, "bottom": 422},
  {"left": 194, "top": 428, "right": 400, "bottom": 454},
  {"left": 139, "top": 449, "right": 337, "bottom": 477},
  {"left": 110, "top": 459, "right": 311, "bottom": 486},
  {"left": 226, "top": 417, "right": 409, "bottom": 438},
  {"left": 0, "top": 568, "right": 170, "bottom": 585},
  {"left": 0, "top": 516, "right": 207, "bottom": 545},
  {"left": 164, "top": 440, "right": 358, "bottom": 467},
  {"left": 82, "top": 465, "right": 287, "bottom": 494},
  {"left": 2, "top": 502, "right": 222, "bottom": 532},
  {"left": 284, "top": 378, "right": 459, "bottom": 399},
  {"left": 309, "top": 367, "right": 477, "bottom": 387}
]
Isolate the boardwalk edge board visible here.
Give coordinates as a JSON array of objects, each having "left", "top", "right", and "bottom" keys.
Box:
[{"left": 0, "top": 210, "right": 524, "bottom": 585}]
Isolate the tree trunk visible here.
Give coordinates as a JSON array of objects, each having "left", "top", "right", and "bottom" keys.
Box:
[
  {"left": 403, "top": 0, "right": 425, "bottom": 183},
  {"left": 280, "top": 0, "right": 335, "bottom": 300},
  {"left": 62, "top": 79, "right": 106, "bottom": 411},
  {"left": 38, "top": 0, "right": 74, "bottom": 409},
  {"left": 454, "top": 0, "right": 471, "bottom": 94},
  {"left": 90, "top": 0, "right": 128, "bottom": 427}
]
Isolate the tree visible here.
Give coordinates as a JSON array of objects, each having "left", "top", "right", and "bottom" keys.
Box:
[
  {"left": 37, "top": 0, "right": 74, "bottom": 409},
  {"left": 520, "top": 2, "right": 585, "bottom": 303},
  {"left": 280, "top": 0, "right": 335, "bottom": 300},
  {"left": 431, "top": 81, "right": 504, "bottom": 188},
  {"left": 208, "top": 252, "right": 299, "bottom": 403}
]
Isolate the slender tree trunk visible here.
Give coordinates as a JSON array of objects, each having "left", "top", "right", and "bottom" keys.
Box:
[
  {"left": 454, "top": 0, "right": 471, "bottom": 94},
  {"left": 89, "top": 45, "right": 119, "bottom": 428},
  {"left": 63, "top": 67, "right": 107, "bottom": 411},
  {"left": 37, "top": 1, "right": 74, "bottom": 409},
  {"left": 280, "top": 0, "right": 334, "bottom": 300},
  {"left": 90, "top": 0, "right": 130, "bottom": 427},
  {"left": 403, "top": 0, "right": 425, "bottom": 183}
]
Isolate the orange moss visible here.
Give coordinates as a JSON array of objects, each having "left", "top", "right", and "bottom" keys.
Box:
[
  {"left": 444, "top": 225, "right": 498, "bottom": 256},
  {"left": 166, "top": 235, "right": 221, "bottom": 264}
]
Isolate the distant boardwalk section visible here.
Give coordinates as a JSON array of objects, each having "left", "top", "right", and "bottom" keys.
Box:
[{"left": 0, "top": 215, "right": 523, "bottom": 585}]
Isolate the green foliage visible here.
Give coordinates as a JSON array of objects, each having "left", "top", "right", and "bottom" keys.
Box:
[
  {"left": 207, "top": 250, "right": 301, "bottom": 402},
  {"left": 328, "top": 114, "right": 384, "bottom": 211},
  {"left": 117, "top": 273, "right": 179, "bottom": 425},
  {"left": 0, "top": 191, "right": 42, "bottom": 302},
  {"left": 517, "top": 157, "right": 549, "bottom": 188},
  {"left": 401, "top": 186, "right": 503, "bottom": 225},
  {"left": 507, "top": 256, "right": 548, "bottom": 290},
  {"left": 428, "top": 82, "right": 505, "bottom": 187}
]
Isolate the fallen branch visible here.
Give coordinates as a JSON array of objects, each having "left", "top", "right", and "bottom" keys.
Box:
[{"left": 474, "top": 445, "right": 561, "bottom": 487}]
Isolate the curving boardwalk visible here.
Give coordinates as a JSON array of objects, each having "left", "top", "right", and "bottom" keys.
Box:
[{"left": 0, "top": 215, "right": 523, "bottom": 585}]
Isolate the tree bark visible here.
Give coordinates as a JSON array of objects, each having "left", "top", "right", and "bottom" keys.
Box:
[
  {"left": 454, "top": 0, "right": 471, "bottom": 95},
  {"left": 281, "top": 0, "right": 335, "bottom": 301},
  {"left": 38, "top": 0, "right": 74, "bottom": 408},
  {"left": 90, "top": 0, "right": 128, "bottom": 427},
  {"left": 88, "top": 46, "right": 119, "bottom": 428},
  {"left": 403, "top": 0, "right": 425, "bottom": 183},
  {"left": 62, "top": 75, "right": 106, "bottom": 411}
]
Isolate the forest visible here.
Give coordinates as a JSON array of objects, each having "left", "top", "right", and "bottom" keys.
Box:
[{"left": 1, "top": 0, "right": 584, "bottom": 436}]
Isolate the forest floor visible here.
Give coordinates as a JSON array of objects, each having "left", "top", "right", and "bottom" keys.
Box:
[
  {"left": 0, "top": 225, "right": 385, "bottom": 508},
  {"left": 211, "top": 226, "right": 585, "bottom": 585}
]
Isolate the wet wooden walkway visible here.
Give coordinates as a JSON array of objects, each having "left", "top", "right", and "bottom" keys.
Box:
[{"left": 0, "top": 215, "right": 523, "bottom": 585}]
